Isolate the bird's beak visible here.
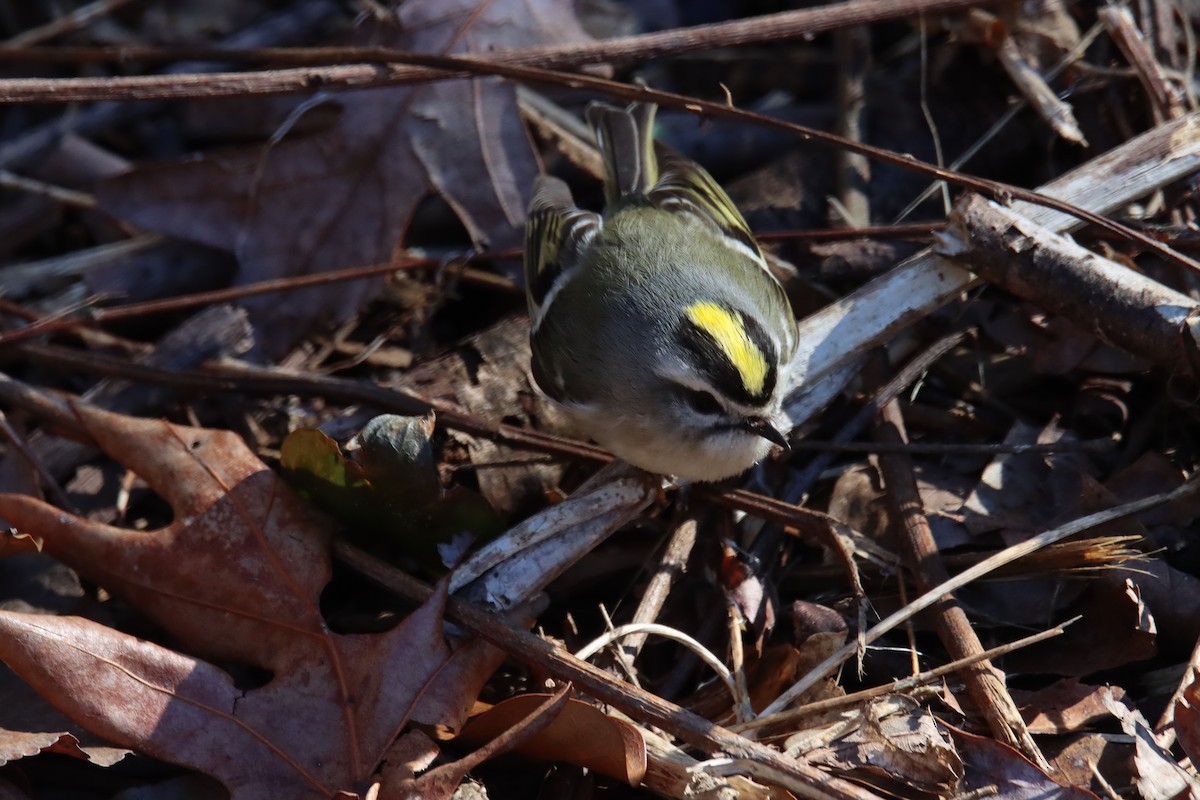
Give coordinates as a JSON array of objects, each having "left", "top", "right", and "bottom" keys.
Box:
[{"left": 743, "top": 416, "right": 790, "bottom": 450}]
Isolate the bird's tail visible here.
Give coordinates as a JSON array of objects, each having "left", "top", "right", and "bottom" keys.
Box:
[{"left": 585, "top": 102, "right": 658, "bottom": 208}]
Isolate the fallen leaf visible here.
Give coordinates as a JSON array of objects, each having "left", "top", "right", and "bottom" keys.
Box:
[
  {"left": 377, "top": 729, "right": 441, "bottom": 789},
  {"left": 1003, "top": 576, "right": 1156, "bottom": 676},
  {"left": 1027, "top": 314, "right": 1099, "bottom": 375},
  {"left": 0, "top": 575, "right": 455, "bottom": 799},
  {"left": 0, "top": 405, "right": 500, "bottom": 798},
  {"left": 457, "top": 692, "right": 646, "bottom": 785},
  {"left": 0, "top": 663, "right": 130, "bottom": 768},
  {"left": 281, "top": 415, "right": 503, "bottom": 570},
  {"left": 97, "top": 0, "right": 592, "bottom": 355},
  {"left": 1102, "top": 688, "right": 1199, "bottom": 800},
  {"left": 827, "top": 463, "right": 891, "bottom": 542},
  {"left": 393, "top": 688, "right": 572, "bottom": 800},
  {"left": 800, "top": 699, "right": 962, "bottom": 795},
  {"left": 1175, "top": 669, "right": 1200, "bottom": 775},
  {"left": 687, "top": 638, "right": 845, "bottom": 724},
  {"left": 718, "top": 539, "right": 773, "bottom": 646},
  {"left": 1114, "top": 561, "right": 1200, "bottom": 655},
  {"left": 948, "top": 724, "right": 1101, "bottom": 800},
  {"left": 963, "top": 420, "right": 1088, "bottom": 536},
  {"left": 0, "top": 611, "right": 362, "bottom": 798},
  {"left": 1106, "top": 452, "right": 1200, "bottom": 533},
  {"left": 398, "top": 316, "right": 569, "bottom": 519},
  {"left": 1014, "top": 679, "right": 1126, "bottom": 735},
  {"left": 1039, "top": 732, "right": 1136, "bottom": 794},
  {"left": 826, "top": 461, "right": 976, "bottom": 550},
  {"left": 349, "top": 413, "right": 439, "bottom": 495}
]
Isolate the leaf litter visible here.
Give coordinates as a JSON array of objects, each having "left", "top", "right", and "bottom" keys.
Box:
[
  {"left": 0, "top": 405, "right": 501, "bottom": 798},
  {"left": 2, "top": 0, "right": 1200, "bottom": 798},
  {"left": 97, "top": 0, "right": 591, "bottom": 357}
]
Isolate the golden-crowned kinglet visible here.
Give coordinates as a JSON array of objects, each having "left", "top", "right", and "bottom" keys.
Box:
[{"left": 525, "top": 102, "right": 797, "bottom": 481}]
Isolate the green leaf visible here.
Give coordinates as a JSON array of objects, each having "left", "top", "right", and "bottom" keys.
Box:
[{"left": 280, "top": 414, "right": 502, "bottom": 573}]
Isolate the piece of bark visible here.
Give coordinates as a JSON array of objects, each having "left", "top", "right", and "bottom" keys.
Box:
[
  {"left": 1100, "top": 5, "right": 1187, "bottom": 123},
  {"left": 939, "top": 193, "right": 1200, "bottom": 376}
]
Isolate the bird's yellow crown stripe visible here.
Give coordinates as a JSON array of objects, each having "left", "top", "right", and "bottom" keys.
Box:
[{"left": 684, "top": 302, "right": 768, "bottom": 395}]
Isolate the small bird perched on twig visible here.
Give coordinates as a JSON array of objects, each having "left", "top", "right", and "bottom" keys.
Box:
[{"left": 525, "top": 102, "right": 797, "bottom": 482}]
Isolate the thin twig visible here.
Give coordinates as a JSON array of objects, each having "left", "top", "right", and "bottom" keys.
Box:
[
  {"left": 758, "top": 476, "right": 1200, "bottom": 717},
  {"left": 728, "top": 603, "right": 755, "bottom": 725},
  {"left": 788, "top": 438, "right": 1116, "bottom": 455},
  {"left": 781, "top": 536, "right": 1146, "bottom": 590},
  {"left": 7, "top": 342, "right": 609, "bottom": 464},
  {"left": 573, "top": 621, "right": 737, "bottom": 703},
  {"left": 833, "top": 25, "right": 871, "bottom": 227},
  {"left": 1101, "top": 5, "right": 1187, "bottom": 122},
  {"left": 0, "top": 0, "right": 337, "bottom": 170},
  {"left": 0, "top": 0, "right": 988, "bottom": 69},
  {"left": 336, "top": 540, "right": 891, "bottom": 800},
  {"left": 0, "top": 169, "right": 95, "bottom": 208},
  {"left": 0, "top": 354, "right": 842, "bottom": 538},
  {"left": 0, "top": 252, "right": 515, "bottom": 345},
  {"left": 786, "top": 111, "right": 1200, "bottom": 429},
  {"left": 988, "top": 10, "right": 1086, "bottom": 144},
  {"left": 4, "top": 0, "right": 139, "bottom": 46},
  {"left": 782, "top": 329, "right": 969, "bottom": 504},
  {"left": 917, "top": 13, "right": 953, "bottom": 215},
  {"left": 894, "top": 20, "right": 1105, "bottom": 222},
  {"left": 0, "top": 410, "right": 76, "bottom": 512},
  {"left": 0, "top": 24, "right": 1193, "bottom": 271},
  {"left": 733, "top": 618, "right": 1074, "bottom": 734},
  {"left": 621, "top": 514, "right": 699, "bottom": 660}
]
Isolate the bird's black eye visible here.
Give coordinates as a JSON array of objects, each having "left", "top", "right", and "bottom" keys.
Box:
[{"left": 682, "top": 389, "right": 723, "bottom": 415}]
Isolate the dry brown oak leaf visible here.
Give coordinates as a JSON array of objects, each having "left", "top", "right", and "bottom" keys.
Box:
[
  {"left": 0, "top": 405, "right": 500, "bottom": 799},
  {"left": 97, "top": 0, "right": 592, "bottom": 356}
]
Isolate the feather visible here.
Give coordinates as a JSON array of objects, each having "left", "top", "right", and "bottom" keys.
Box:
[{"left": 523, "top": 175, "right": 599, "bottom": 330}]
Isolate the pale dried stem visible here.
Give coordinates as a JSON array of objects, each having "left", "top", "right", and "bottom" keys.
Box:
[
  {"left": 574, "top": 621, "right": 736, "bottom": 703},
  {"left": 4, "top": 0, "right": 138, "bottom": 46},
  {"left": 758, "top": 478, "right": 1200, "bottom": 717},
  {"left": 640, "top": 724, "right": 790, "bottom": 800},
  {"left": 450, "top": 462, "right": 656, "bottom": 609},
  {"left": 0, "top": 169, "right": 95, "bottom": 208},
  {"left": 736, "top": 621, "right": 1071, "bottom": 735},
  {"left": 1154, "top": 633, "right": 1200, "bottom": 747},
  {"left": 621, "top": 515, "right": 699, "bottom": 660},
  {"left": 967, "top": 6, "right": 1086, "bottom": 144}
]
